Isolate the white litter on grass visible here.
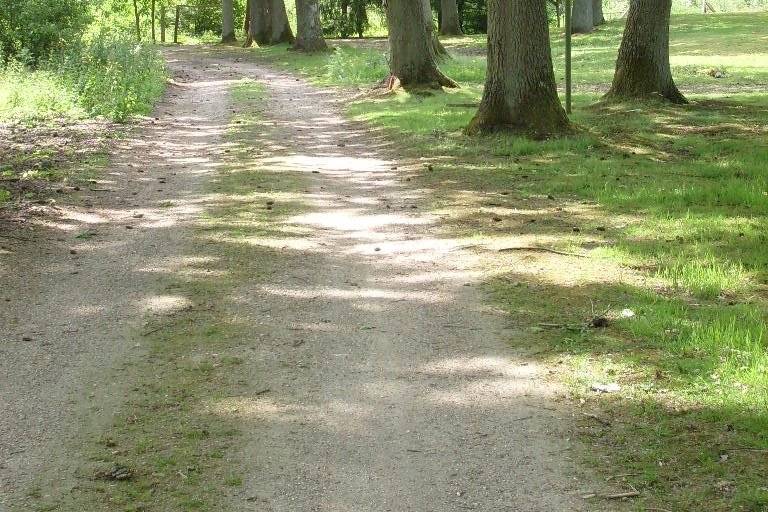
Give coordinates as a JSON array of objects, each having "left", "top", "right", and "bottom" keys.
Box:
[
  {"left": 591, "top": 383, "right": 621, "bottom": 393},
  {"left": 621, "top": 309, "right": 636, "bottom": 318}
]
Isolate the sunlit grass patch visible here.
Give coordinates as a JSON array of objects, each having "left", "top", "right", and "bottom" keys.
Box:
[
  {"left": 0, "top": 65, "right": 84, "bottom": 120},
  {"left": 659, "top": 255, "right": 751, "bottom": 299},
  {"left": 0, "top": 36, "right": 166, "bottom": 122}
]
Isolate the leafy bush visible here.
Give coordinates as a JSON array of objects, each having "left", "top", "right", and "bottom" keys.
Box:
[
  {"left": 0, "top": 0, "right": 90, "bottom": 62},
  {"left": 0, "top": 34, "right": 166, "bottom": 122},
  {"left": 59, "top": 34, "right": 167, "bottom": 121}
]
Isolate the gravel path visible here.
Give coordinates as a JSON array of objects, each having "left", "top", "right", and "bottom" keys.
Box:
[{"left": 0, "top": 47, "right": 586, "bottom": 511}]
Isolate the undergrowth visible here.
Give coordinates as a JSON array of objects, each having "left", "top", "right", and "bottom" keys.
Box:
[{"left": 0, "top": 33, "right": 166, "bottom": 122}]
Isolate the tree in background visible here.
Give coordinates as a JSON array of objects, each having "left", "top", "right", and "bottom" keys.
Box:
[
  {"left": 386, "top": 0, "right": 457, "bottom": 88},
  {"left": 423, "top": 0, "right": 450, "bottom": 58},
  {"left": 606, "top": 0, "right": 686, "bottom": 103},
  {"left": 293, "top": 0, "right": 328, "bottom": 51},
  {"left": 592, "top": 0, "right": 605, "bottom": 25},
  {"left": 571, "top": 0, "right": 593, "bottom": 33},
  {"left": 320, "top": 0, "right": 372, "bottom": 38},
  {"left": 467, "top": 0, "right": 568, "bottom": 136},
  {"left": 222, "top": 0, "right": 237, "bottom": 42},
  {"left": 440, "top": 0, "right": 463, "bottom": 35},
  {"left": 0, "top": 0, "right": 90, "bottom": 62}
]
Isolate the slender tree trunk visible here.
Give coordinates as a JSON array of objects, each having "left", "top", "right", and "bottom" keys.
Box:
[
  {"left": 151, "top": 0, "right": 156, "bottom": 42},
  {"left": 270, "top": 0, "right": 294, "bottom": 43},
  {"left": 160, "top": 8, "right": 166, "bottom": 42},
  {"left": 592, "top": 0, "right": 605, "bottom": 25},
  {"left": 250, "top": 0, "right": 272, "bottom": 45},
  {"left": 133, "top": 0, "right": 141, "bottom": 41},
  {"left": 222, "top": 0, "right": 237, "bottom": 43},
  {"left": 571, "top": 0, "right": 593, "bottom": 33},
  {"left": 243, "top": 0, "right": 254, "bottom": 47},
  {"left": 353, "top": 0, "right": 367, "bottom": 38},
  {"left": 606, "top": 0, "right": 686, "bottom": 103},
  {"left": 386, "top": 0, "right": 456, "bottom": 88},
  {"left": 293, "top": 0, "right": 328, "bottom": 51},
  {"left": 467, "top": 0, "right": 568, "bottom": 136},
  {"left": 341, "top": 0, "right": 351, "bottom": 38},
  {"left": 440, "top": 0, "right": 463, "bottom": 35}
]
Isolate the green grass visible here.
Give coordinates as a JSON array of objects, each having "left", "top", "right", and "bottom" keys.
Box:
[
  {"left": 242, "top": 12, "right": 768, "bottom": 511},
  {"left": 0, "top": 34, "right": 166, "bottom": 122}
]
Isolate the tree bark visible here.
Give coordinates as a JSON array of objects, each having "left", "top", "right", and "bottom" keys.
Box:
[
  {"left": 133, "top": 0, "right": 141, "bottom": 41},
  {"left": 243, "top": 0, "right": 254, "bottom": 47},
  {"left": 571, "top": 0, "right": 593, "bottom": 34},
  {"left": 440, "top": 0, "right": 463, "bottom": 35},
  {"left": 592, "top": 0, "right": 605, "bottom": 25},
  {"left": 422, "top": 0, "right": 449, "bottom": 60},
  {"left": 270, "top": 0, "right": 295, "bottom": 44},
  {"left": 222, "top": 0, "right": 237, "bottom": 43},
  {"left": 386, "top": 0, "right": 457, "bottom": 88},
  {"left": 605, "top": 0, "right": 686, "bottom": 103},
  {"left": 151, "top": 0, "right": 156, "bottom": 42},
  {"left": 293, "top": 0, "right": 328, "bottom": 52},
  {"left": 467, "top": 0, "right": 569, "bottom": 136},
  {"left": 160, "top": 8, "right": 166, "bottom": 42},
  {"left": 249, "top": 0, "right": 272, "bottom": 46}
]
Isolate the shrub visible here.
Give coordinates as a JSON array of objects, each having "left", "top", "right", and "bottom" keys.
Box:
[
  {"left": 1, "top": 33, "right": 166, "bottom": 122},
  {"left": 0, "top": 0, "right": 90, "bottom": 62}
]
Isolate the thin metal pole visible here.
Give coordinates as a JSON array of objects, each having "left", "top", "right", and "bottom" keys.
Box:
[{"left": 564, "top": 0, "right": 572, "bottom": 114}]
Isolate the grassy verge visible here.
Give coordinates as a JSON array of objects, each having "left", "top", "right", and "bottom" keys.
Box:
[
  {"left": 0, "top": 35, "right": 166, "bottom": 122},
  {"left": 244, "top": 12, "right": 768, "bottom": 511},
  {"left": 0, "top": 35, "right": 166, "bottom": 210},
  {"left": 21, "top": 80, "right": 309, "bottom": 512}
]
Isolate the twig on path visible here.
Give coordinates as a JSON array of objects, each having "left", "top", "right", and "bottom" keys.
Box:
[
  {"left": 254, "top": 388, "right": 271, "bottom": 396},
  {"left": 446, "top": 103, "right": 480, "bottom": 108},
  {"left": 605, "top": 491, "right": 640, "bottom": 499},
  {"left": 497, "top": 246, "right": 587, "bottom": 258},
  {"left": 141, "top": 325, "right": 167, "bottom": 337},
  {"left": 513, "top": 415, "right": 533, "bottom": 422}
]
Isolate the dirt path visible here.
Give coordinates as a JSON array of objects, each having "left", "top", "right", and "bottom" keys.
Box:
[
  {"left": 0, "top": 51, "right": 234, "bottom": 508},
  {"left": 1, "top": 47, "right": 586, "bottom": 511}
]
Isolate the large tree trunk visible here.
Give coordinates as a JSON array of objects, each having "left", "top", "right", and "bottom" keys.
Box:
[
  {"left": 606, "top": 0, "right": 686, "bottom": 103},
  {"left": 270, "top": 0, "right": 294, "bottom": 44},
  {"left": 467, "top": 0, "right": 568, "bottom": 136},
  {"left": 592, "top": 0, "right": 605, "bottom": 25},
  {"left": 222, "top": 0, "right": 237, "bottom": 43},
  {"left": 571, "top": 0, "right": 593, "bottom": 34},
  {"left": 293, "top": 0, "right": 328, "bottom": 52},
  {"left": 386, "top": 0, "right": 457, "bottom": 88},
  {"left": 440, "top": 0, "right": 463, "bottom": 35},
  {"left": 243, "top": 0, "right": 254, "bottom": 47},
  {"left": 249, "top": 0, "right": 272, "bottom": 46}
]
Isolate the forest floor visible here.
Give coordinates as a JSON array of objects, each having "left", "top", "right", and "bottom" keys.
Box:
[{"left": 0, "top": 47, "right": 611, "bottom": 511}]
